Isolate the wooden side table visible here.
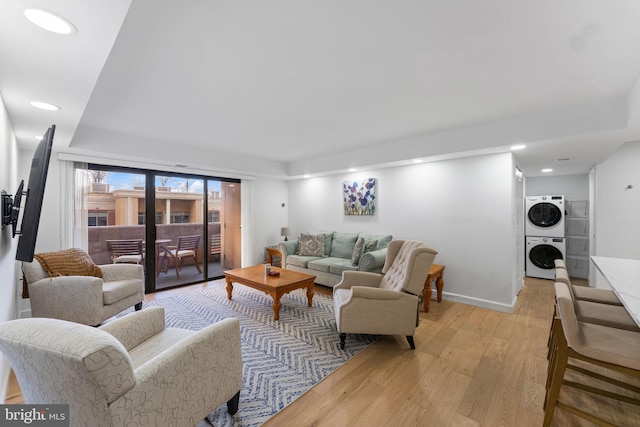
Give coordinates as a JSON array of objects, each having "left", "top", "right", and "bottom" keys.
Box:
[
  {"left": 423, "top": 264, "right": 445, "bottom": 312},
  {"left": 266, "top": 247, "right": 282, "bottom": 267}
]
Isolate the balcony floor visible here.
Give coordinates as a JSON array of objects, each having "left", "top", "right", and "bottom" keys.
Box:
[{"left": 155, "top": 260, "right": 225, "bottom": 290}]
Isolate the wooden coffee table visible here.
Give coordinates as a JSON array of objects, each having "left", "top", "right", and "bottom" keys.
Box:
[{"left": 224, "top": 265, "right": 316, "bottom": 320}]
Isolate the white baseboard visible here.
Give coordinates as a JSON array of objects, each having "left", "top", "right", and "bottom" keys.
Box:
[{"left": 438, "top": 291, "right": 516, "bottom": 313}]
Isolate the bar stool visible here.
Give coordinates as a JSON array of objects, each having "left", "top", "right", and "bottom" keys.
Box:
[
  {"left": 544, "top": 282, "right": 640, "bottom": 426},
  {"left": 564, "top": 274, "right": 639, "bottom": 332},
  {"left": 554, "top": 259, "right": 567, "bottom": 269},
  {"left": 555, "top": 267, "right": 623, "bottom": 306},
  {"left": 547, "top": 277, "right": 638, "bottom": 394}
]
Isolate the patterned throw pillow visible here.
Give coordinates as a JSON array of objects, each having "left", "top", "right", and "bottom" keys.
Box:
[
  {"left": 351, "top": 237, "right": 365, "bottom": 265},
  {"left": 364, "top": 239, "right": 378, "bottom": 253},
  {"left": 298, "top": 234, "right": 325, "bottom": 257}
]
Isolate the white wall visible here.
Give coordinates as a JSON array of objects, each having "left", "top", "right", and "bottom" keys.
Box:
[
  {"left": 525, "top": 174, "right": 589, "bottom": 200},
  {"left": 594, "top": 140, "right": 640, "bottom": 260},
  {"left": 241, "top": 178, "right": 289, "bottom": 266},
  {"left": 288, "top": 152, "right": 519, "bottom": 311},
  {"left": 0, "top": 95, "right": 20, "bottom": 402}
]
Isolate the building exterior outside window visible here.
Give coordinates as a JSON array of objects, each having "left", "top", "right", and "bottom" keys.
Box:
[
  {"left": 88, "top": 212, "right": 108, "bottom": 226},
  {"left": 86, "top": 187, "right": 220, "bottom": 226}
]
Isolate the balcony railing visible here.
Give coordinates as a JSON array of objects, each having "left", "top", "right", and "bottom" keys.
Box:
[{"left": 88, "top": 222, "right": 222, "bottom": 266}]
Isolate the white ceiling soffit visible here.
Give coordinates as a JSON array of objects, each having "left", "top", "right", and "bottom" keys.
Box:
[
  {"left": 3, "top": 1, "right": 640, "bottom": 178},
  {"left": 0, "top": 0, "right": 132, "bottom": 152}
]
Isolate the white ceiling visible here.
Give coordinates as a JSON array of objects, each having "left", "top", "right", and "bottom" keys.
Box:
[{"left": 2, "top": 0, "right": 640, "bottom": 179}]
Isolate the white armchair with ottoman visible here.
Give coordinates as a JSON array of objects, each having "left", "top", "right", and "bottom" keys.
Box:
[
  {"left": 0, "top": 307, "right": 243, "bottom": 427},
  {"left": 22, "top": 248, "right": 144, "bottom": 326}
]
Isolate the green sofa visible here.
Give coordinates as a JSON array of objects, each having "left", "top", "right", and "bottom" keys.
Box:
[{"left": 278, "top": 231, "right": 392, "bottom": 287}]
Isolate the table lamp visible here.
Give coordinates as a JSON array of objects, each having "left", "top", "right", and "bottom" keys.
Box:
[{"left": 280, "top": 227, "right": 289, "bottom": 241}]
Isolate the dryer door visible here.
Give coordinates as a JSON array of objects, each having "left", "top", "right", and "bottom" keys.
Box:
[
  {"left": 529, "top": 244, "right": 563, "bottom": 270},
  {"left": 527, "top": 202, "right": 562, "bottom": 228}
]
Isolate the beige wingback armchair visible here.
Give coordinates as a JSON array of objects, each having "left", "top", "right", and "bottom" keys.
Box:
[
  {"left": 333, "top": 240, "right": 437, "bottom": 349},
  {"left": 22, "top": 252, "right": 144, "bottom": 326},
  {"left": 0, "top": 307, "right": 243, "bottom": 427}
]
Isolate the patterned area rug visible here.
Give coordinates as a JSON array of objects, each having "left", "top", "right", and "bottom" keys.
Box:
[{"left": 131, "top": 283, "right": 376, "bottom": 426}]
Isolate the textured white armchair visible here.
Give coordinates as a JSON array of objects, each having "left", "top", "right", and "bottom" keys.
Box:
[
  {"left": 333, "top": 240, "right": 437, "bottom": 349},
  {"left": 22, "top": 255, "right": 144, "bottom": 326},
  {"left": 0, "top": 307, "right": 243, "bottom": 427}
]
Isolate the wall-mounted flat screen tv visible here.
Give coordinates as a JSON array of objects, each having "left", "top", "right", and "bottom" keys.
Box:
[{"left": 15, "top": 125, "right": 55, "bottom": 262}]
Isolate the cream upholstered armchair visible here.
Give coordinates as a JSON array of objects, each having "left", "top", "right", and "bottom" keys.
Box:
[
  {"left": 333, "top": 240, "right": 437, "bottom": 349},
  {"left": 22, "top": 248, "right": 144, "bottom": 326},
  {"left": 0, "top": 307, "right": 243, "bottom": 427}
]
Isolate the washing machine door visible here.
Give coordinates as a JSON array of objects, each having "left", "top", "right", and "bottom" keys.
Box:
[
  {"left": 528, "top": 202, "right": 562, "bottom": 228},
  {"left": 529, "top": 244, "right": 563, "bottom": 270}
]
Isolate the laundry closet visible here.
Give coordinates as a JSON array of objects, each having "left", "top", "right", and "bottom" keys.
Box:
[
  {"left": 525, "top": 195, "right": 566, "bottom": 279},
  {"left": 524, "top": 175, "right": 590, "bottom": 281}
]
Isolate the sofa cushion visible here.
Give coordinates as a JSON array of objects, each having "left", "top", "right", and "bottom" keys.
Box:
[
  {"left": 309, "top": 230, "right": 334, "bottom": 256},
  {"left": 127, "top": 327, "right": 195, "bottom": 369},
  {"left": 351, "top": 237, "right": 365, "bottom": 265},
  {"left": 307, "top": 257, "right": 349, "bottom": 274},
  {"left": 298, "top": 234, "right": 325, "bottom": 257},
  {"left": 359, "top": 249, "right": 387, "bottom": 272},
  {"left": 360, "top": 233, "right": 393, "bottom": 250},
  {"left": 330, "top": 232, "right": 359, "bottom": 259},
  {"left": 102, "top": 279, "right": 142, "bottom": 305},
  {"left": 365, "top": 239, "right": 378, "bottom": 253},
  {"left": 352, "top": 238, "right": 378, "bottom": 266},
  {"left": 286, "top": 255, "right": 322, "bottom": 269},
  {"left": 22, "top": 260, "right": 48, "bottom": 285},
  {"left": 329, "top": 259, "right": 359, "bottom": 276}
]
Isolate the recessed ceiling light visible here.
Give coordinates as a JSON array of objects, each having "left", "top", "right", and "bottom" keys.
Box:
[
  {"left": 541, "top": 168, "right": 553, "bottom": 173},
  {"left": 348, "top": 168, "right": 357, "bottom": 172},
  {"left": 23, "top": 8, "right": 77, "bottom": 35},
  {"left": 30, "top": 101, "right": 61, "bottom": 111},
  {"left": 303, "top": 174, "right": 311, "bottom": 178},
  {"left": 412, "top": 159, "right": 423, "bottom": 164},
  {"left": 510, "top": 144, "right": 526, "bottom": 150}
]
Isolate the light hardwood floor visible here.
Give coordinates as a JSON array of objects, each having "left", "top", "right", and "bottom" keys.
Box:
[{"left": 5, "top": 278, "right": 640, "bottom": 426}]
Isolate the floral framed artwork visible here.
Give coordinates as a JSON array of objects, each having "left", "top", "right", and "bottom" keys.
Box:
[{"left": 343, "top": 178, "right": 376, "bottom": 215}]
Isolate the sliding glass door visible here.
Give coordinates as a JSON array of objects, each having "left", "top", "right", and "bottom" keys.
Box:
[
  {"left": 154, "top": 175, "right": 205, "bottom": 290},
  {"left": 79, "top": 165, "right": 240, "bottom": 293},
  {"left": 84, "top": 169, "right": 147, "bottom": 268}
]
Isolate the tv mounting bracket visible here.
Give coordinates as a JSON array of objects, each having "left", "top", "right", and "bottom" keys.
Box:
[
  {"left": 2, "top": 190, "right": 17, "bottom": 228},
  {"left": 2, "top": 191, "right": 24, "bottom": 234}
]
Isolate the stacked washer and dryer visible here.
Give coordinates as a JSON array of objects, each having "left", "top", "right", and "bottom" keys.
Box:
[{"left": 525, "top": 195, "right": 566, "bottom": 280}]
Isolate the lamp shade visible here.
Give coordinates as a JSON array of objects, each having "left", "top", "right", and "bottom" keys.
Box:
[{"left": 280, "top": 227, "right": 289, "bottom": 237}]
